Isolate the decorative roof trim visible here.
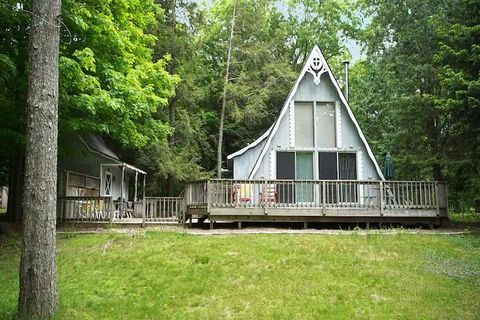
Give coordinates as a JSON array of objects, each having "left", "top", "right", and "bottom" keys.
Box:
[
  {"left": 226, "top": 124, "right": 273, "bottom": 160},
  {"left": 248, "top": 45, "right": 385, "bottom": 180}
]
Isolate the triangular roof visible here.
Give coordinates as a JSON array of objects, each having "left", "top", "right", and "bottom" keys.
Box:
[{"left": 228, "top": 45, "right": 384, "bottom": 180}]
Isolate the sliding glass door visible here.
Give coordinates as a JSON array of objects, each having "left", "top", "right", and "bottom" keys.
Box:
[
  {"left": 296, "top": 153, "right": 314, "bottom": 203},
  {"left": 276, "top": 152, "right": 295, "bottom": 203},
  {"left": 338, "top": 153, "right": 357, "bottom": 202},
  {"left": 277, "top": 152, "right": 314, "bottom": 203}
]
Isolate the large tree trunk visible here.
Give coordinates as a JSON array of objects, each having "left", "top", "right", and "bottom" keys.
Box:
[
  {"left": 217, "top": 1, "right": 236, "bottom": 178},
  {"left": 17, "top": 0, "right": 61, "bottom": 318}
]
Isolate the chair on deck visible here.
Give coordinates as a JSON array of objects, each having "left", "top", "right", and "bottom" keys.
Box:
[
  {"left": 260, "top": 184, "right": 276, "bottom": 206},
  {"left": 232, "top": 184, "right": 252, "bottom": 205}
]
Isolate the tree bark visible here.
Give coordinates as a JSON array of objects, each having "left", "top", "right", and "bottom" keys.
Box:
[
  {"left": 217, "top": 1, "right": 236, "bottom": 178},
  {"left": 18, "top": 0, "right": 61, "bottom": 318}
]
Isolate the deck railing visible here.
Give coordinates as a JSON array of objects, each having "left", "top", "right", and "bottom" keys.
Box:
[
  {"left": 185, "top": 179, "right": 447, "bottom": 214},
  {"left": 185, "top": 181, "right": 209, "bottom": 207},
  {"left": 57, "top": 196, "right": 114, "bottom": 221},
  {"left": 144, "top": 196, "right": 184, "bottom": 222}
]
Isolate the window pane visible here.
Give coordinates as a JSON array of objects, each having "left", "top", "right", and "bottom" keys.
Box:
[
  {"left": 318, "top": 152, "right": 338, "bottom": 203},
  {"left": 338, "top": 153, "right": 357, "bottom": 203},
  {"left": 338, "top": 153, "right": 357, "bottom": 179},
  {"left": 296, "top": 153, "right": 313, "bottom": 203},
  {"left": 295, "top": 102, "right": 314, "bottom": 147},
  {"left": 318, "top": 152, "right": 338, "bottom": 179},
  {"left": 316, "top": 103, "right": 336, "bottom": 147},
  {"left": 276, "top": 152, "right": 295, "bottom": 203}
]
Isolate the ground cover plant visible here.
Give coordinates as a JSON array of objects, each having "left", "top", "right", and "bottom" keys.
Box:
[{"left": 1, "top": 230, "right": 479, "bottom": 319}]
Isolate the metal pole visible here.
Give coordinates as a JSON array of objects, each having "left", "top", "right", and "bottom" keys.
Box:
[{"left": 343, "top": 60, "right": 350, "bottom": 101}]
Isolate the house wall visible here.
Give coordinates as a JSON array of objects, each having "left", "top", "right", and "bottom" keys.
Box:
[
  {"left": 57, "top": 135, "right": 130, "bottom": 199},
  {"left": 99, "top": 166, "right": 130, "bottom": 200},
  {"left": 233, "top": 138, "right": 267, "bottom": 179},
  {"left": 233, "top": 71, "right": 381, "bottom": 180}
]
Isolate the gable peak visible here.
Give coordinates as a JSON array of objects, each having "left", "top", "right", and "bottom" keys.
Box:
[{"left": 305, "top": 45, "right": 328, "bottom": 85}]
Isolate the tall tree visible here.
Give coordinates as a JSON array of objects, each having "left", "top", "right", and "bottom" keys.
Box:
[
  {"left": 353, "top": 0, "right": 480, "bottom": 209},
  {"left": 217, "top": 0, "right": 236, "bottom": 178},
  {"left": 18, "top": 0, "right": 61, "bottom": 318}
]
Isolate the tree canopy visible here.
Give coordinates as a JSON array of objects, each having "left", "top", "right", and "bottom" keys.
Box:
[{"left": 0, "top": 0, "right": 478, "bottom": 209}]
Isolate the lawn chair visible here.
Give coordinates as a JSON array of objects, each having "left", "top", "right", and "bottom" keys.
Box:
[
  {"left": 232, "top": 184, "right": 252, "bottom": 206},
  {"left": 260, "top": 184, "right": 276, "bottom": 207}
]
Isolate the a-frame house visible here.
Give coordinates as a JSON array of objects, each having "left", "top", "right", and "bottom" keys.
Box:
[{"left": 227, "top": 45, "right": 384, "bottom": 182}]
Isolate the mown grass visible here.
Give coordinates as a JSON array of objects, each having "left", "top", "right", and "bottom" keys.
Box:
[{"left": 1, "top": 230, "right": 480, "bottom": 319}]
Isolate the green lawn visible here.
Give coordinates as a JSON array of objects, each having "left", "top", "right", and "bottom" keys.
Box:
[{"left": 1, "top": 230, "right": 480, "bottom": 319}]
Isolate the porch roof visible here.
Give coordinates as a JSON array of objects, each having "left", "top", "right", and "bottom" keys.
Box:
[{"left": 100, "top": 162, "right": 147, "bottom": 175}]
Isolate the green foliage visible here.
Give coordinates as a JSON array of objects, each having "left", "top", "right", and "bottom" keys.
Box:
[
  {"left": 60, "top": 0, "right": 179, "bottom": 148},
  {"left": 0, "top": 0, "right": 178, "bottom": 153},
  {"left": 1, "top": 231, "right": 480, "bottom": 318},
  {"left": 352, "top": 0, "right": 480, "bottom": 209}
]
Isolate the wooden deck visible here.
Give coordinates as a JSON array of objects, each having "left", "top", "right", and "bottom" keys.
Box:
[
  {"left": 57, "top": 196, "right": 183, "bottom": 224},
  {"left": 184, "top": 179, "right": 448, "bottom": 226},
  {"left": 56, "top": 179, "right": 448, "bottom": 226}
]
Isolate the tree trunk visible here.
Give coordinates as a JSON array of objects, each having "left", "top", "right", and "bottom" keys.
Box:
[
  {"left": 18, "top": 0, "right": 61, "bottom": 318},
  {"left": 167, "top": 98, "right": 176, "bottom": 196},
  {"left": 217, "top": 1, "right": 236, "bottom": 178}
]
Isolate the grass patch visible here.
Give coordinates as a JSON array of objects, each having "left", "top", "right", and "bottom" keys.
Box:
[
  {"left": 1, "top": 230, "right": 480, "bottom": 319},
  {"left": 449, "top": 210, "right": 480, "bottom": 223}
]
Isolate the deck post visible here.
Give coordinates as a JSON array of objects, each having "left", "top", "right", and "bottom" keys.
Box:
[
  {"left": 304, "top": 221, "right": 308, "bottom": 229},
  {"left": 322, "top": 180, "right": 326, "bottom": 215},
  {"left": 379, "top": 181, "right": 384, "bottom": 216},
  {"left": 238, "top": 221, "right": 242, "bottom": 229},
  {"left": 120, "top": 164, "right": 125, "bottom": 219},
  {"left": 134, "top": 171, "right": 138, "bottom": 202},
  {"left": 210, "top": 220, "right": 214, "bottom": 230},
  {"left": 109, "top": 196, "right": 114, "bottom": 223},
  {"left": 206, "top": 180, "right": 211, "bottom": 214},
  {"left": 435, "top": 182, "right": 440, "bottom": 217},
  {"left": 142, "top": 174, "right": 146, "bottom": 227}
]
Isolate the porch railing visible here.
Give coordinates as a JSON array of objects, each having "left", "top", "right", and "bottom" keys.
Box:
[
  {"left": 57, "top": 196, "right": 114, "bottom": 221},
  {"left": 185, "top": 179, "right": 447, "bottom": 214},
  {"left": 144, "top": 196, "right": 184, "bottom": 222}
]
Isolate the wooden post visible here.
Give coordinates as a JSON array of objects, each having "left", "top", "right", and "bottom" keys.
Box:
[
  {"left": 435, "top": 182, "right": 440, "bottom": 217},
  {"left": 142, "top": 174, "right": 146, "bottom": 227},
  {"left": 238, "top": 221, "right": 242, "bottom": 229},
  {"left": 322, "top": 180, "right": 326, "bottom": 215},
  {"left": 120, "top": 165, "right": 125, "bottom": 219},
  {"left": 210, "top": 220, "right": 214, "bottom": 230},
  {"left": 379, "top": 181, "right": 384, "bottom": 216},
  {"left": 134, "top": 171, "right": 138, "bottom": 202},
  {"left": 109, "top": 196, "right": 114, "bottom": 223},
  {"left": 206, "top": 180, "right": 211, "bottom": 214},
  {"left": 304, "top": 221, "right": 308, "bottom": 229}
]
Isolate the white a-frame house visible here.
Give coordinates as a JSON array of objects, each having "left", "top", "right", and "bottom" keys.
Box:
[{"left": 227, "top": 45, "right": 384, "bottom": 182}]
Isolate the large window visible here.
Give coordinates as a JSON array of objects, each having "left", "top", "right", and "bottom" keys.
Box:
[
  {"left": 295, "top": 102, "right": 314, "bottom": 147},
  {"left": 315, "top": 103, "right": 336, "bottom": 147}
]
